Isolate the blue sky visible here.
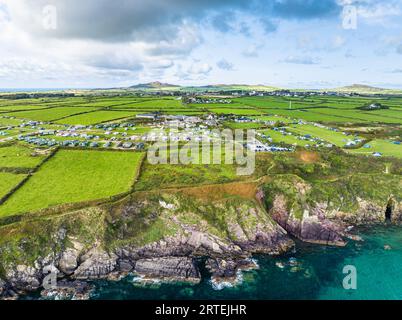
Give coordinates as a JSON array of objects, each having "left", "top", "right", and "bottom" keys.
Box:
[{"left": 0, "top": 0, "right": 402, "bottom": 89}]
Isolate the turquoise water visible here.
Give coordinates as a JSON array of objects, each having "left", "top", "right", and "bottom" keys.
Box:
[{"left": 89, "top": 225, "right": 402, "bottom": 300}]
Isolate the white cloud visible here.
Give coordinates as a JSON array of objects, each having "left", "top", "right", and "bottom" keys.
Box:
[
  {"left": 242, "top": 44, "right": 264, "bottom": 57},
  {"left": 216, "top": 59, "right": 235, "bottom": 71}
]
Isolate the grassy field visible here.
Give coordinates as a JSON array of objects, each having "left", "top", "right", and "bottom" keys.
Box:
[
  {"left": 111, "top": 98, "right": 183, "bottom": 110},
  {"left": 258, "top": 129, "right": 311, "bottom": 146},
  {"left": 259, "top": 109, "right": 360, "bottom": 123},
  {"left": 208, "top": 108, "right": 263, "bottom": 115},
  {"left": 0, "top": 105, "right": 51, "bottom": 112},
  {"left": 56, "top": 110, "right": 139, "bottom": 125},
  {"left": 135, "top": 162, "right": 239, "bottom": 191},
  {"left": 223, "top": 121, "right": 266, "bottom": 129},
  {"left": 0, "top": 172, "right": 26, "bottom": 199},
  {"left": 309, "top": 108, "right": 402, "bottom": 124},
  {"left": 0, "top": 144, "right": 46, "bottom": 168},
  {"left": 286, "top": 124, "right": 361, "bottom": 147},
  {"left": 0, "top": 149, "right": 144, "bottom": 217},
  {"left": 0, "top": 117, "right": 23, "bottom": 127},
  {"left": 3, "top": 107, "right": 100, "bottom": 122},
  {"left": 349, "top": 139, "right": 402, "bottom": 158}
]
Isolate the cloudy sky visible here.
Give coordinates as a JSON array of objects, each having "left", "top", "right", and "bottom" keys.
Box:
[{"left": 0, "top": 0, "right": 402, "bottom": 89}]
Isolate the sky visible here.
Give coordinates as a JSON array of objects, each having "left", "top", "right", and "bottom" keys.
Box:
[{"left": 0, "top": 0, "right": 402, "bottom": 89}]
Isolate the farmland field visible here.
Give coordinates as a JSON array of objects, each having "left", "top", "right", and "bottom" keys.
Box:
[
  {"left": 0, "top": 144, "right": 46, "bottom": 168},
  {"left": 3, "top": 107, "right": 100, "bottom": 122},
  {"left": 0, "top": 117, "right": 23, "bottom": 127},
  {"left": 0, "top": 149, "right": 144, "bottom": 217},
  {"left": 111, "top": 98, "right": 183, "bottom": 109},
  {"left": 309, "top": 108, "right": 402, "bottom": 124},
  {"left": 208, "top": 108, "right": 263, "bottom": 115},
  {"left": 56, "top": 110, "right": 139, "bottom": 125},
  {"left": 0, "top": 105, "right": 51, "bottom": 112},
  {"left": 0, "top": 172, "right": 26, "bottom": 199}
]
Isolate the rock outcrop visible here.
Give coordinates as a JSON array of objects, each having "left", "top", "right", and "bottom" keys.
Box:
[
  {"left": 134, "top": 257, "right": 200, "bottom": 283},
  {"left": 73, "top": 248, "right": 117, "bottom": 280},
  {"left": 271, "top": 195, "right": 346, "bottom": 246}
]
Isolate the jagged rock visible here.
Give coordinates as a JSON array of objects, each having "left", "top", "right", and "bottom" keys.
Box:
[
  {"left": 6, "top": 265, "right": 41, "bottom": 291},
  {"left": 300, "top": 216, "right": 345, "bottom": 246},
  {"left": 117, "top": 260, "right": 133, "bottom": 272},
  {"left": 271, "top": 195, "right": 346, "bottom": 246},
  {"left": 206, "top": 258, "right": 239, "bottom": 278},
  {"left": 59, "top": 249, "right": 80, "bottom": 275},
  {"left": 73, "top": 248, "right": 117, "bottom": 279},
  {"left": 206, "top": 257, "right": 258, "bottom": 288},
  {"left": 58, "top": 240, "right": 84, "bottom": 275},
  {"left": 0, "top": 279, "right": 5, "bottom": 296},
  {"left": 134, "top": 257, "right": 200, "bottom": 283},
  {"left": 41, "top": 280, "right": 93, "bottom": 300}
]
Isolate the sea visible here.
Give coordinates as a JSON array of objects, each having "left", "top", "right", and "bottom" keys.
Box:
[
  {"left": 88, "top": 224, "right": 402, "bottom": 300},
  {"left": 22, "top": 224, "right": 401, "bottom": 300}
]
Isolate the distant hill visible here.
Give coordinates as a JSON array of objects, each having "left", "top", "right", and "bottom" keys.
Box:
[
  {"left": 332, "top": 84, "right": 401, "bottom": 94},
  {"left": 195, "top": 84, "right": 279, "bottom": 92},
  {"left": 88, "top": 82, "right": 402, "bottom": 95},
  {"left": 127, "top": 83, "right": 278, "bottom": 93},
  {"left": 129, "top": 81, "right": 180, "bottom": 90}
]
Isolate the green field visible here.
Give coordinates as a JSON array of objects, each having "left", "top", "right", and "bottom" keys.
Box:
[
  {"left": 111, "top": 98, "right": 183, "bottom": 110},
  {"left": 0, "top": 149, "right": 144, "bottom": 217},
  {"left": 223, "top": 121, "right": 265, "bottom": 129},
  {"left": 209, "top": 108, "right": 262, "bottom": 115},
  {"left": 56, "top": 110, "right": 139, "bottom": 125},
  {"left": 0, "top": 144, "right": 46, "bottom": 169},
  {"left": 260, "top": 109, "right": 359, "bottom": 123},
  {"left": 0, "top": 105, "right": 52, "bottom": 112},
  {"left": 3, "top": 107, "right": 100, "bottom": 122},
  {"left": 287, "top": 124, "right": 361, "bottom": 147},
  {"left": 349, "top": 140, "right": 402, "bottom": 158},
  {"left": 258, "top": 129, "right": 311, "bottom": 146},
  {"left": 0, "top": 117, "right": 23, "bottom": 127},
  {"left": 135, "top": 161, "right": 239, "bottom": 191},
  {"left": 310, "top": 108, "right": 402, "bottom": 124},
  {"left": 0, "top": 172, "right": 26, "bottom": 199}
]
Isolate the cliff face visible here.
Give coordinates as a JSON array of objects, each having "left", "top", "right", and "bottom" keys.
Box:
[{"left": 262, "top": 174, "right": 402, "bottom": 245}]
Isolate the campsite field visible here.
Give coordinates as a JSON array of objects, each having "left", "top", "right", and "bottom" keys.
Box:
[
  {"left": 258, "top": 128, "right": 311, "bottom": 146},
  {"left": 286, "top": 124, "right": 362, "bottom": 147},
  {"left": 349, "top": 139, "right": 402, "bottom": 158},
  {"left": 0, "top": 149, "right": 144, "bottom": 217}
]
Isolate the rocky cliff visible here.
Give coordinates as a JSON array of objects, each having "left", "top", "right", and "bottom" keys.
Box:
[
  {"left": 0, "top": 193, "right": 293, "bottom": 299},
  {"left": 0, "top": 170, "right": 401, "bottom": 299}
]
